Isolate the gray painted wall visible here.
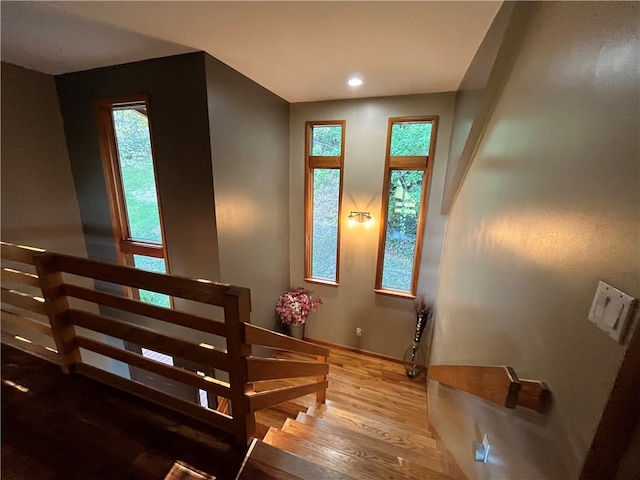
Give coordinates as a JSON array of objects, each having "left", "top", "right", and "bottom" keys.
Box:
[
  {"left": 429, "top": 2, "right": 640, "bottom": 478},
  {"left": 1, "top": 62, "right": 86, "bottom": 255},
  {"left": 289, "top": 93, "right": 455, "bottom": 359},
  {"left": 205, "top": 55, "right": 290, "bottom": 336},
  {"left": 1, "top": 62, "right": 110, "bottom": 369},
  {"left": 441, "top": 1, "right": 528, "bottom": 214}
]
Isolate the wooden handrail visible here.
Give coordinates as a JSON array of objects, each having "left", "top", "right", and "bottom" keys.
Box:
[
  {"left": 428, "top": 364, "right": 521, "bottom": 408},
  {"left": 245, "top": 323, "right": 330, "bottom": 357},
  {"left": 1, "top": 241, "right": 330, "bottom": 446},
  {"left": 428, "top": 364, "right": 551, "bottom": 413},
  {"left": 248, "top": 381, "right": 330, "bottom": 412},
  {"left": 53, "top": 253, "right": 237, "bottom": 306},
  {"left": 247, "top": 357, "right": 329, "bottom": 382}
]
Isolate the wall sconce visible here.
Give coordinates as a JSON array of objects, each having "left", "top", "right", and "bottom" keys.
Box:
[{"left": 348, "top": 211, "right": 373, "bottom": 228}]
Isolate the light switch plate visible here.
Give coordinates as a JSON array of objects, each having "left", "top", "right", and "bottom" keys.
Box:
[{"left": 588, "top": 281, "right": 638, "bottom": 344}]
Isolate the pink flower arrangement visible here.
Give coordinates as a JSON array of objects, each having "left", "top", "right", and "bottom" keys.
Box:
[{"left": 275, "top": 287, "right": 322, "bottom": 326}]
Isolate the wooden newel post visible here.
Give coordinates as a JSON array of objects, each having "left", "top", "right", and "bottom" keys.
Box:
[
  {"left": 33, "top": 252, "right": 81, "bottom": 375},
  {"left": 223, "top": 286, "right": 255, "bottom": 446}
]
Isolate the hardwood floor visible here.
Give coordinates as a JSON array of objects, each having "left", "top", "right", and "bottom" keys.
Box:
[
  {"left": 2, "top": 342, "right": 463, "bottom": 479},
  {"left": 249, "top": 347, "right": 466, "bottom": 480},
  {"left": 255, "top": 348, "right": 431, "bottom": 434},
  {"left": 1, "top": 345, "right": 245, "bottom": 480}
]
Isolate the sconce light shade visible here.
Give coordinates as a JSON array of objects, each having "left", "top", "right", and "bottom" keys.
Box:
[{"left": 348, "top": 211, "right": 373, "bottom": 228}]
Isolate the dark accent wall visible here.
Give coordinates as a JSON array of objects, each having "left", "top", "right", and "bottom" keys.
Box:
[
  {"left": 204, "top": 54, "right": 290, "bottom": 332},
  {"left": 56, "top": 52, "right": 221, "bottom": 285},
  {"left": 56, "top": 52, "right": 290, "bottom": 340}
]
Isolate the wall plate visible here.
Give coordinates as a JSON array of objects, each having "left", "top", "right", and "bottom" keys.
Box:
[{"left": 588, "top": 281, "right": 638, "bottom": 344}]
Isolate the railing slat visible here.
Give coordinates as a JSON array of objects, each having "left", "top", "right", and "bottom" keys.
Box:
[
  {"left": 1, "top": 309, "right": 53, "bottom": 337},
  {"left": 76, "top": 336, "right": 231, "bottom": 398},
  {"left": 75, "top": 363, "right": 235, "bottom": 433},
  {"left": 1, "top": 288, "right": 46, "bottom": 315},
  {"left": 247, "top": 357, "right": 329, "bottom": 382},
  {"left": 244, "top": 324, "right": 330, "bottom": 357},
  {"left": 0, "top": 241, "right": 44, "bottom": 265},
  {"left": 53, "top": 253, "right": 232, "bottom": 306},
  {"left": 248, "top": 381, "right": 329, "bottom": 412},
  {"left": 427, "top": 365, "right": 521, "bottom": 408},
  {"left": 64, "top": 284, "right": 225, "bottom": 337},
  {"left": 1, "top": 267, "right": 40, "bottom": 288},
  {"left": 69, "top": 310, "right": 229, "bottom": 371}
]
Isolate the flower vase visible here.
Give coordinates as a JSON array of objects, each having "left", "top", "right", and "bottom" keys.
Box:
[{"left": 289, "top": 324, "right": 304, "bottom": 340}]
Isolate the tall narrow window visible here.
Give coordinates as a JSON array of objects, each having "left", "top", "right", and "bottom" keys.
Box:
[
  {"left": 304, "top": 121, "right": 345, "bottom": 285},
  {"left": 95, "top": 97, "right": 170, "bottom": 307},
  {"left": 375, "top": 117, "right": 437, "bottom": 297}
]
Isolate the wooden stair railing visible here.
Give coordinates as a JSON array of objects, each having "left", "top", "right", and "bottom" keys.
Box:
[
  {"left": 428, "top": 364, "right": 550, "bottom": 413},
  {"left": 0, "top": 241, "right": 329, "bottom": 446},
  {"left": 0, "top": 242, "right": 59, "bottom": 364}
]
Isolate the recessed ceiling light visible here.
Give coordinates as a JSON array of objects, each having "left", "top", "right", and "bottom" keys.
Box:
[{"left": 348, "top": 77, "right": 363, "bottom": 87}]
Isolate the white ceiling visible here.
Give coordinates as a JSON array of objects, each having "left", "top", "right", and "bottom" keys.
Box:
[{"left": 1, "top": 1, "right": 502, "bottom": 103}]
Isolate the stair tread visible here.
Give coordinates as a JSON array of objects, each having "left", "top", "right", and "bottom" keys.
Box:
[
  {"left": 264, "top": 427, "right": 455, "bottom": 480},
  {"left": 255, "top": 399, "right": 310, "bottom": 433},
  {"left": 320, "top": 396, "right": 431, "bottom": 429},
  {"left": 283, "top": 418, "right": 448, "bottom": 475},
  {"left": 296, "top": 412, "right": 440, "bottom": 456},
  {"left": 236, "top": 438, "right": 352, "bottom": 480},
  {"left": 309, "top": 403, "right": 433, "bottom": 438}
]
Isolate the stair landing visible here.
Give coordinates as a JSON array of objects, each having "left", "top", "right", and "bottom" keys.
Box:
[{"left": 240, "top": 347, "right": 466, "bottom": 479}]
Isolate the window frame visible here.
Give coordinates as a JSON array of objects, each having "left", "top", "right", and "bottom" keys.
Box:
[
  {"left": 374, "top": 116, "right": 438, "bottom": 298},
  {"left": 94, "top": 95, "right": 171, "bottom": 302},
  {"left": 304, "top": 120, "right": 346, "bottom": 286}
]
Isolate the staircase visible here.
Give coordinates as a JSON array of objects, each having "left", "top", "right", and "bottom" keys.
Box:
[{"left": 237, "top": 349, "right": 465, "bottom": 480}]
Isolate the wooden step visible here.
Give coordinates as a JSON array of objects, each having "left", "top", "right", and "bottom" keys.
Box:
[
  {"left": 264, "top": 427, "right": 454, "bottom": 480},
  {"left": 321, "top": 393, "right": 431, "bottom": 429},
  {"left": 296, "top": 412, "right": 439, "bottom": 456},
  {"left": 308, "top": 403, "right": 433, "bottom": 439},
  {"left": 164, "top": 461, "right": 215, "bottom": 479},
  {"left": 255, "top": 399, "right": 310, "bottom": 433},
  {"left": 282, "top": 418, "right": 449, "bottom": 476},
  {"left": 236, "top": 438, "right": 350, "bottom": 480}
]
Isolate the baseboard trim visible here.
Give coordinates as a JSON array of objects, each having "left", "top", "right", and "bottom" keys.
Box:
[{"left": 303, "top": 337, "right": 404, "bottom": 365}]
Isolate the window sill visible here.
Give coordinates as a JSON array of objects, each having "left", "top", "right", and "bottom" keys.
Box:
[
  {"left": 374, "top": 288, "right": 416, "bottom": 299},
  {"left": 304, "top": 277, "right": 339, "bottom": 287}
]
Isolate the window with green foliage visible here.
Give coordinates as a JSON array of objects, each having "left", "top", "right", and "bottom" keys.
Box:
[
  {"left": 376, "top": 117, "right": 437, "bottom": 297},
  {"left": 305, "top": 121, "right": 345, "bottom": 285},
  {"left": 96, "top": 97, "right": 171, "bottom": 308}
]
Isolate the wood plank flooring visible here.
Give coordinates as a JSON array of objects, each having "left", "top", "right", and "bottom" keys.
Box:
[
  {"left": 2, "top": 341, "right": 463, "bottom": 480},
  {"left": 246, "top": 348, "right": 465, "bottom": 479},
  {"left": 1, "top": 344, "right": 245, "bottom": 480}
]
